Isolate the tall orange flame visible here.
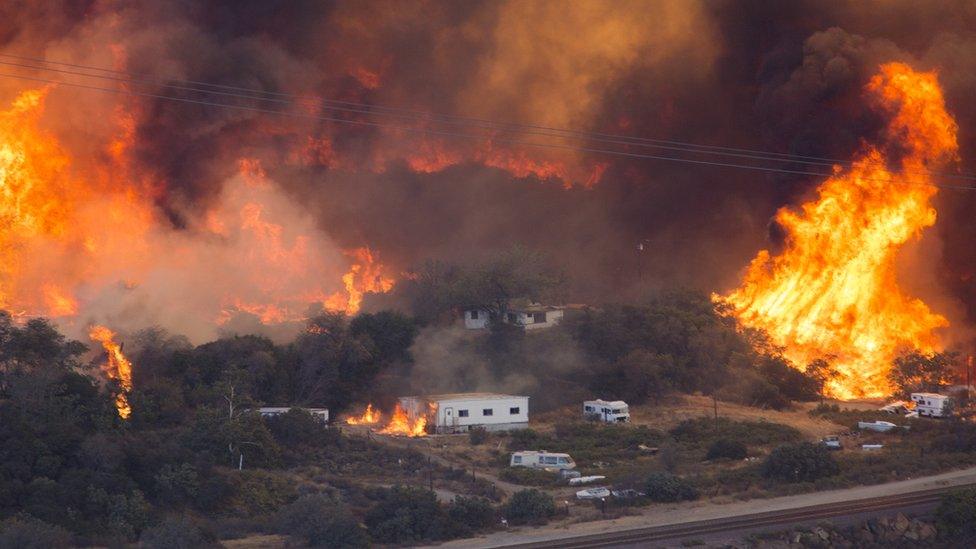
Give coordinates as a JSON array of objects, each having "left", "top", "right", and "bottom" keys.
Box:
[
  {"left": 89, "top": 325, "right": 134, "bottom": 418},
  {"left": 345, "top": 403, "right": 382, "bottom": 425},
  {"left": 719, "top": 63, "right": 958, "bottom": 398},
  {"left": 378, "top": 403, "right": 427, "bottom": 437}
]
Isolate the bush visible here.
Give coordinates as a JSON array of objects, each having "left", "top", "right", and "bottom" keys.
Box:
[
  {"left": 365, "top": 486, "right": 448, "bottom": 544},
  {"left": 469, "top": 427, "right": 488, "bottom": 445},
  {"left": 937, "top": 488, "right": 976, "bottom": 538},
  {"left": 0, "top": 516, "right": 70, "bottom": 549},
  {"left": 447, "top": 496, "right": 496, "bottom": 536},
  {"left": 644, "top": 472, "right": 699, "bottom": 502},
  {"left": 504, "top": 489, "right": 556, "bottom": 525},
  {"left": 706, "top": 439, "right": 747, "bottom": 461},
  {"left": 275, "top": 494, "right": 368, "bottom": 548},
  {"left": 266, "top": 408, "right": 335, "bottom": 448},
  {"left": 762, "top": 443, "right": 839, "bottom": 483},
  {"left": 140, "top": 516, "right": 208, "bottom": 549},
  {"left": 669, "top": 417, "right": 800, "bottom": 448},
  {"left": 499, "top": 467, "right": 557, "bottom": 486}
]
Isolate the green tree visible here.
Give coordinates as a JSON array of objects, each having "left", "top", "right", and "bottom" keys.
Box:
[
  {"left": 275, "top": 494, "right": 369, "bottom": 548},
  {"left": 0, "top": 516, "right": 70, "bottom": 549},
  {"left": 446, "top": 496, "right": 496, "bottom": 537},
  {"left": 805, "top": 357, "right": 839, "bottom": 403},
  {"left": 350, "top": 310, "right": 418, "bottom": 364},
  {"left": 139, "top": 516, "right": 208, "bottom": 549},
  {"left": 937, "top": 488, "right": 976, "bottom": 540},
  {"left": 291, "top": 314, "right": 376, "bottom": 414},
  {"left": 706, "top": 439, "right": 747, "bottom": 461},
  {"left": 503, "top": 489, "right": 556, "bottom": 526},
  {"left": 761, "top": 442, "right": 839, "bottom": 483},
  {"left": 644, "top": 472, "right": 699, "bottom": 502},
  {"left": 889, "top": 351, "right": 958, "bottom": 395},
  {"left": 365, "top": 486, "right": 447, "bottom": 544}
]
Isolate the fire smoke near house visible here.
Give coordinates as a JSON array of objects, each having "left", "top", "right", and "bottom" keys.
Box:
[{"left": 3, "top": 2, "right": 976, "bottom": 401}]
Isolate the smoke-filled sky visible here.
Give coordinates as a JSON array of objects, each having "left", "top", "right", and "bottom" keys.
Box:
[{"left": 4, "top": 0, "right": 976, "bottom": 343}]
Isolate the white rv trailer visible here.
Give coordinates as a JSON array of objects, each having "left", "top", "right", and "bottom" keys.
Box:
[
  {"left": 256, "top": 407, "right": 329, "bottom": 422},
  {"left": 399, "top": 393, "right": 529, "bottom": 434},
  {"left": 510, "top": 450, "right": 576, "bottom": 470},
  {"left": 583, "top": 399, "right": 630, "bottom": 423},
  {"left": 911, "top": 393, "right": 952, "bottom": 417}
]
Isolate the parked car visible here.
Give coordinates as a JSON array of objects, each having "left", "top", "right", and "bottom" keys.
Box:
[
  {"left": 820, "top": 435, "right": 842, "bottom": 450},
  {"left": 879, "top": 401, "right": 910, "bottom": 414},
  {"left": 576, "top": 487, "right": 611, "bottom": 500},
  {"left": 611, "top": 488, "right": 645, "bottom": 499},
  {"left": 857, "top": 420, "right": 897, "bottom": 432},
  {"left": 568, "top": 475, "right": 606, "bottom": 486}
]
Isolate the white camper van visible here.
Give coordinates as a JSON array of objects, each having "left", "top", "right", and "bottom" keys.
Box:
[
  {"left": 510, "top": 451, "right": 576, "bottom": 470},
  {"left": 911, "top": 393, "right": 952, "bottom": 418},
  {"left": 583, "top": 399, "right": 630, "bottom": 423}
]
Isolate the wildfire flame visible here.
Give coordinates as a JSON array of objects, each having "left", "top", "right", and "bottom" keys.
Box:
[
  {"left": 719, "top": 63, "right": 958, "bottom": 398},
  {"left": 345, "top": 403, "right": 382, "bottom": 425},
  {"left": 325, "top": 247, "right": 396, "bottom": 315},
  {"left": 89, "top": 325, "right": 134, "bottom": 418},
  {"left": 378, "top": 403, "right": 428, "bottom": 437}
]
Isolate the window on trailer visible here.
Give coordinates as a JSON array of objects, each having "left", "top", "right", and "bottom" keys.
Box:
[
  {"left": 510, "top": 407, "right": 520, "bottom": 414},
  {"left": 470, "top": 310, "right": 479, "bottom": 319},
  {"left": 533, "top": 312, "right": 547, "bottom": 323},
  {"left": 459, "top": 410, "right": 469, "bottom": 417},
  {"left": 483, "top": 409, "right": 493, "bottom": 416}
]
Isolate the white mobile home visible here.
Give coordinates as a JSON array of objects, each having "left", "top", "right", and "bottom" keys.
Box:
[
  {"left": 399, "top": 393, "right": 529, "bottom": 434},
  {"left": 256, "top": 407, "right": 329, "bottom": 422},
  {"left": 583, "top": 399, "right": 630, "bottom": 423},
  {"left": 911, "top": 393, "right": 952, "bottom": 417},
  {"left": 462, "top": 303, "right": 565, "bottom": 331},
  {"left": 510, "top": 450, "right": 576, "bottom": 470}
]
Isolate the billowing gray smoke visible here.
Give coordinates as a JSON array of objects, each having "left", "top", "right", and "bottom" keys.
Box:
[{"left": 5, "top": 0, "right": 976, "bottom": 334}]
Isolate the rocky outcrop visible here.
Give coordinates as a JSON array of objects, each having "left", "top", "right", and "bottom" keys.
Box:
[{"left": 746, "top": 513, "right": 937, "bottom": 548}]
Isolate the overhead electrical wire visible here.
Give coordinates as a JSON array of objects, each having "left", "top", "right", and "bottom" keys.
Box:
[
  {"left": 1, "top": 53, "right": 975, "bottom": 190},
  {"left": 0, "top": 51, "right": 946, "bottom": 173}
]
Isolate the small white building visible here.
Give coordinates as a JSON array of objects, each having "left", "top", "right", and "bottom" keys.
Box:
[
  {"left": 583, "top": 399, "right": 630, "bottom": 423},
  {"left": 911, "top": 393, "right": 952, "bottom": 417},
  {"left": 510, "top": 450, "right": 576, "bottom": 470},
  {"left": 256, "top": 407, "right": 329, "bottom": 422},
  {"left": 463, "top": 303, "right": 565, "bottom": 331},
  {"left": 399, "top": 392, "right": 529, "bottom": 434}
]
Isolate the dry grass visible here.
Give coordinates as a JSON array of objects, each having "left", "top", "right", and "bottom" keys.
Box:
[
  {"left": 535, "top": 395, "right": 850, "bottom": 439},
  {"left": 221, "top": 534, "right": 287, "bottom": 548}
]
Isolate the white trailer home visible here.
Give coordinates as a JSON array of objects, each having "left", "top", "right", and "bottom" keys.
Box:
[
  {"left": 911, "top": 393, "right": 952, "bottom": 417},
  {"left": 462, "top": 303, "right": 565, "bottom": 331},
  {"left": 583, "top": 399, "right": 630, "bottom": 423},
  {"left": 510, "top": 450, "right": 576, "bottom": 470},
  {"left": 399, "top": 393, "right": 529, "bottom": 434},
  {"left": 256, "top": 407, "right": 329, "bottom": 422}
]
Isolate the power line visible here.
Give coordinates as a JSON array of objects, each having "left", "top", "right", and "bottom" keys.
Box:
[
  {"left": 3, "top": 52, "right": 975, "bottom": 183},
  {"left": 1, "top": 69, "right": 975, "bottom": 191}
]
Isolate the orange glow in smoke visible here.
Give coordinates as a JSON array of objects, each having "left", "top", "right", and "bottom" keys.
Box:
[
  {"left": 719, "top": 63, "right": 958, "bottom": 398},
  {"left": 89, "top": 324, "right": 133, "bottom": 418}
]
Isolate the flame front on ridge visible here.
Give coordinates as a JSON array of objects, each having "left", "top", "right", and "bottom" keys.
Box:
[{"left": 719, "top": 63, "right": 959, "bottom": 398}]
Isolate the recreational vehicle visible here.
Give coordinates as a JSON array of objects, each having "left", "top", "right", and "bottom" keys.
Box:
[
  {"left": 583, "top": 399, "right": 630, "bottom": 423},
  {"left": 911, "top": 393, "right": 952, "bottom": 417},
  {"left": 510, "top": 450, "right": 576, "bottom": 470}
]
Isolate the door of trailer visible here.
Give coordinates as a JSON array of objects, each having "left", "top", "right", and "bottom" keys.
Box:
[{"left": 444, "top": 407, "right": 454, "bottom": 431}]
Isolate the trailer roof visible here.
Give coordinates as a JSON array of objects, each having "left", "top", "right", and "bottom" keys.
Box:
[{"left": 405, "top": 392, "right": 528, "bottom": 402}]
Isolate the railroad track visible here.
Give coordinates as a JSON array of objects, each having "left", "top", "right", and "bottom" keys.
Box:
[{"left": 505, "top": 483, "right": 973, "bottom": 548}]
